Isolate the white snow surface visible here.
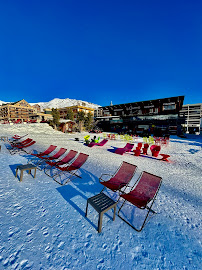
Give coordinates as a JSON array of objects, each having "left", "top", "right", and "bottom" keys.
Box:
[
  {"left": 0, "top": 98, "right": 100, "bottom": 110},
  {"left": 0, "top": 123, "right": 201, "bottom": 270}
]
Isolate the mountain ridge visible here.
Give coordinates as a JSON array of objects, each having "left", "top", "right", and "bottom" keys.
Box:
[{"left": 0, "top": 98, "right": 100, "bottom": 110}]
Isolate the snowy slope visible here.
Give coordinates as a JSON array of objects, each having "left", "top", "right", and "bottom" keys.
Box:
[
  {"left": 0, "top": 98, "right": 100, "bottom": 109},
  {"left": 0, "top": 124, "right": 201, "bottom": 269}
]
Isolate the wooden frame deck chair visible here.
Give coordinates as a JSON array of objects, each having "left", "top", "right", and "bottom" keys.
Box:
[
  {"left": 10, "top": 140, "right": 36, "bottom": 155},
  {"left": 88, "top": 139, "right": 108, "bottom": 148},
  {"left": 33, "top": 148, "right": 67, "bottom": 169},
  {"left": 29, "top": 145, "right": 57, "bottom": 158},
  {"left": 99, "top": 161, "right": 137, "bottom": 193},
  {"left": 118, "top": 171, "right": 162, "bottom": 232},
  {"left": 52, "top": 153, "right": 89, "bottom": 185},
  {"left": 115, "top": 143, "right": 134, "bottom": 155}
]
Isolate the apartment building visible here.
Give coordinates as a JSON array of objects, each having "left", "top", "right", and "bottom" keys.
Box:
[
  {"left": 0, "top": 99, "right": 37, "bottom": 122},
  {"left": 94, "top": 96, "right": 184, "bottom": 134},
  {"left": 58, "top": 105, "right": 94, "bottom": 121},
  {"left": 179, "top": 103, "right": 202, "bottom": 135}
]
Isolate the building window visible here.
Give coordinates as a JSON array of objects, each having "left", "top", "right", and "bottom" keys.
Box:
[{"left": 163, "top": 103, "right": 176, "bottom": 111}]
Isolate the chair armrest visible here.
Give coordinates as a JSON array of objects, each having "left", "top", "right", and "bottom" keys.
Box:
[{"left": 99, "top": 173, "right": 113, "bottom": 182}]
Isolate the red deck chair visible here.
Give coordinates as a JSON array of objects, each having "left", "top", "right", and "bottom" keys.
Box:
[
  {"left": 34, "top": 148, "right": 67, "bottom": 168},
  {"left": 45, "top": 149, "right": 78, "bottom": 166},
  {"left": 11, "top": 134, "right": 28, "bottom": 142},
  {"left": 10, "top": 138, "right": 32, "bottom": 147},
  {"left": 52, "top": 153, "right": 89, "bottom": 185},
  {"left": 88, "top": 139, "right": 108, "bottom": 148},
  {"left": 10, "top": 140, "right": 36, "bottom": 155},
  {"left": 12, "top": 134, "right": 21, "bottom": 140},
  {"left": 118, "top": 171, "right": 162, "bottom": 231},
  {"left": 44, "top": 150, "right": 78, "bottom": 176},
  {"left": 38, "top": 148, "right": 67, "bottom": 161},
  {"left": 8, "top": 138, "right": 33, "bottom": 153},
  {"left": 99, "top": 161, "right": 137, "bottom": 193},
  {"left": 115, "top": 143, "right": 134, "bottom": 155},
  {"left": 30, "top": 145, "right": 57, "bottom": 158}
]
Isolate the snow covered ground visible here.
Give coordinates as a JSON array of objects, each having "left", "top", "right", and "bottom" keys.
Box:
[{"left": 0, "top": 123, "right": 201, "bottom": 270}]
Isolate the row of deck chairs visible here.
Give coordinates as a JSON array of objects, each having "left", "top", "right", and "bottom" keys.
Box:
[
  {"left": 7, "top": 135, "right": 89, "bottom": 185},
  {"left": 29, "top": 145, "right": 89, "bottom": 185},
  {"left": 99, "top": 161, "right": 162, "bottom": 231}
]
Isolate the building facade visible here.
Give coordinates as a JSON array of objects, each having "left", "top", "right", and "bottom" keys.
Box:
[
  {"left": 58, "top": 105, "right": 94, "bottom": 121},
  {"left": 94, "top": 96, "right": 184, "bottom": 135},
  {"left": 0, "top": 99, "right": 38, "bottom": 123},
  {"left": 179, "top": 103, "right": 202, "bottom": 135}
]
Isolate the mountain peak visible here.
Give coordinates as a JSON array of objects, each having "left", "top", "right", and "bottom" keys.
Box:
[{"left": 0, "top": 98, "right": 100, "bottom": 110}]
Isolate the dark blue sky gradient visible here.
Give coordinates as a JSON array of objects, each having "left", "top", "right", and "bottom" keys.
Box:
[{"left": 0, "top": 0, "right": 201, "bottom": 106}]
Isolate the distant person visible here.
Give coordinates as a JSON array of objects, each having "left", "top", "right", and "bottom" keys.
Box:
[{"left": 91, "top": 135, "right": 96, "bottom": 142}]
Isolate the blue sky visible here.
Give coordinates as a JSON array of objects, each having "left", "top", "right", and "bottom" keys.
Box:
[{"left": 0, "top": 0, "right": 201, "bottom": 106}]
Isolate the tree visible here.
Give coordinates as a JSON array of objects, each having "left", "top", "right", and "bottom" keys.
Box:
[
  {"left": 50, "top": 108, "right": 60, "bottom": 129},
  {"left": 65, "top": 108, "right": 74, "bottom": 121},
  {"left": 77, "top": 111, "right": 86, "bottom": 132},
  {"left": 84, "top": 112, "right": 94, "bottom": 131}
]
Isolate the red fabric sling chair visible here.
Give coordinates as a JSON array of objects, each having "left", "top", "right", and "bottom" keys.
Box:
[
  {"left": 44, "top": 149, "right": 78, "bottom": 176},
  {"left": 115, "top": 143, "right": 134, "bottom": 155},
  {"left": 8, "top": 138, "right": 33, "bottom": 153},
  {"left": 99, "top": 161, "right": 137, "bottom": 193},
  {"left": 33, "top": 148, "right": 67, "bottom": 168},
  {"left": 10, "top": 138, "right": 32, "bottom": 147},
  {"left": 118, "top": 171, "right": 162, "bottom": 231},
  {"left": 10, "top": 134, "right": 28, "bottom": 142},
  {"left": 44, "top": 150, "right": 78, "bottom": 176},
  {"left": 51, "top": 153, "right": 89, "bottom": 185},
  {"left": 30, "top": 145, "right": 57, "bottom": 158},
  {"left": 10, "top": 140, "right": 36, "bottom": 155},
  {"left": 88, "top": 139, "right": 108, "bottom": 148}
]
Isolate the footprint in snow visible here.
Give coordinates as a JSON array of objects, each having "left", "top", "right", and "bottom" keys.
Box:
[
  {"left": 86, "top": 233, "right": 92, "bottom": 239},
  {"left": 45, "top": 245, "right": 53, "bottom": 253},
  {"left": 58, "top": 241, "right": 65, "bottom": 249},
  {"left": 9, "top": 254, "right": 17, "bottom": 264},
  {"left": 102, "top": 243, "right": 107, "bottom": 250},
  {"left": 8, "top": 228, "right": 20, "bottom": 237},
  {"left": 41, "top": 227, "right": 49, "bottom": 236},
  {"left": 84, "top": 242, "right": 90, "bottom": 248},
  {"left": 26, "top": 229, "right": 33, "bottom": 236}
]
